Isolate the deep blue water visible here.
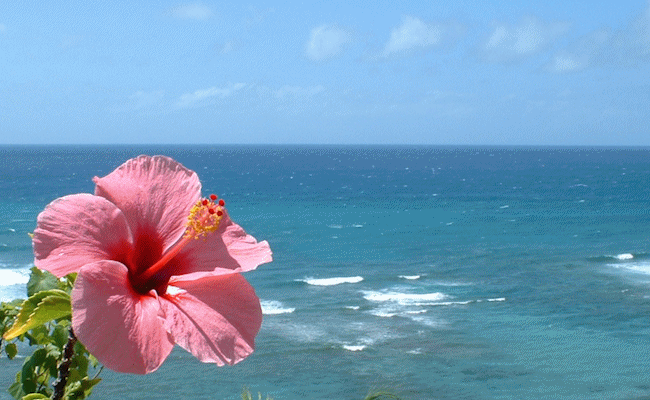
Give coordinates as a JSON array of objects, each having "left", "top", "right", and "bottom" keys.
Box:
[{"left": 1, "top": 145, "right": 650, "bottom": 399}]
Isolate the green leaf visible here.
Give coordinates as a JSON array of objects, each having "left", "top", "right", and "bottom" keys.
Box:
[
  {"left": 26, "top": 267, "right": 60, "bottom": 297},
  {"left": 9, "top": 374, "right": 24, "bottom": 400},
  {"left": 64, "top": 377, "right": 101, "bottom": 400},
  {"left": 5, "top": 342, "right": 18, "bottom": 359},
  {"left": 3, "top": 290, "right": 71, "bottom": 340},
  {"left": 21, "top": 394, "right": 48, "bottom": 400},
  {"left": 52, "top": 323, "right": 70, "bottom": 349}
]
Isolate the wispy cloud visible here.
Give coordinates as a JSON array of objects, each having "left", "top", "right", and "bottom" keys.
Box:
[
  {"left": 176, "top": 83, "right": 245, "bottom": 108},
  {"left": 547, "top": 2, "right": 650, "bottom": 72},
  {"left": 306, "top": 25, "right": 352, "bottom": 61},
  {"left": 381, "top": 16, "right": 463, "bottom": 58},
  {"left": 171, "top": 3, "right": 213, "bottom": 20},
  {"left": 479, "top": 16, "right": 570, "bottom": 63}
]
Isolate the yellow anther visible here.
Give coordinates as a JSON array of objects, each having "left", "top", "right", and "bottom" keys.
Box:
[{"left": 185, "top": 196, "right": 224, "bottom": 240}]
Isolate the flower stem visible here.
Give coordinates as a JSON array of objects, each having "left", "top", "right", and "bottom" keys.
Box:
[{"left": 52, "top": 328, "right": 77, "bottom": 400}]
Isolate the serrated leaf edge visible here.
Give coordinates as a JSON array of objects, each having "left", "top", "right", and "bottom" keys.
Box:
[{"left": 3, "top": 290, "right": 71, "bottom": 340}]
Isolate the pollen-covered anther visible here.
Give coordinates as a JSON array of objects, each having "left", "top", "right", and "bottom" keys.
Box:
[{"left": 185, "top": 195, "right": 225, "bottom": 240}]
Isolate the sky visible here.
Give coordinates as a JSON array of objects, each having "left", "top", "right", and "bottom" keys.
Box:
[{"left": 1, "top": 1, "right": 649, "bottom": 145}]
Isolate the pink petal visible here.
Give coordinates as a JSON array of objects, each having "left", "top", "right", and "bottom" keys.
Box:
[
  {"left": 170, "top": 212, "right": 272, "bottom": 278},
  {"left": 93, "top": 156, "right": 201, "bottom": 261},
  {"left": 33, "top": 194, "right": 133, "bottom": 277},
  {"left": 72, "top": 261, "right": 174, "bottom": 374},
  {"left": 161, "top": 273, "right": 263, "bottom": 366}
]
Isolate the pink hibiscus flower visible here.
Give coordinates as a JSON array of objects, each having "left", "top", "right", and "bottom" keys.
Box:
[{"left": 32, "top": 155, "right": 272, "bottom": 374}]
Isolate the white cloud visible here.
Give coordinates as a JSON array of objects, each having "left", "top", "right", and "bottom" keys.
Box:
[
  {"left": 275, "top": 85, "right": 325, "bottom": 99},
  {"left": 382, "top": 16, "right": 463, "bottom": 58},
  {"left": 176, "top": 83, "right": 245, "bottom": 108},
  {"left": 306, "top": 25, "right": 352, "bottom": 61},
  {"left": 172, "top": 3, "right": 213, "bottom": 20},
  {"left": 547, "top": 2, "right": 650, "bottom": 73},
  {"left": 480, "top": 16, "right": 570, "bottom": 63}
]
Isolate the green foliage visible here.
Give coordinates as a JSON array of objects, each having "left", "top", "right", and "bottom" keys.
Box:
[
  {"left": 3, "top": 290, "right": 71, "bottom": 340},
  {"left": 1, "top": 268, "right": 101, "bottom": 400}
]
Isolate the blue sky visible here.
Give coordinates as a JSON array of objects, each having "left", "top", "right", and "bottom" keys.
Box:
[{"left": 1, "top": 1, "right": 649, "bottom": 145}]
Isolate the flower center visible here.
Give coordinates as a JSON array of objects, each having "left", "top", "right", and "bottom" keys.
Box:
[{"left": 130, "top": 194, "right": 225, "bottom": 294}]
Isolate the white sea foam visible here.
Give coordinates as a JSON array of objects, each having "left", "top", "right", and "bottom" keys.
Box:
[
  {"left": 342, "top": 345, "right": 366, "bottom": 351},
  {"left": 431, "top": 300, "right": 474, "bottom": 306},
  {"left": 487, "top": 297, "right": 506, "bottom": 302},
  {"left": 370, "top": 309, "right": 397, "bottom": 318},
  {"left": 345, "top": 305, "right": 360, "bottom": 310},
  {"left": 261, "top": 300, "right": 295, "bottom": 315},
  {"left": 362, "top": 290, "right": 447, "bottom": 306},
  {"left": 609, "top": 262, "right": 650, "bottom": 275},
  {"left": 431, "top": 281, "right": 473, "bottom": 287},
  {"left": 0, "top": 269, "right": 30, "bottom": 286},
  {"left": 327, "top": 225, "right": 343, "bottom": 229},
  {"left": 299, "top": 276, "right": 364, "bottom": 286},
  {"left": 399, "top": 275, "right": 421, "bottom": 280},
  {"left": 616, "top": 253, "right": 634, "bottom": 260}
]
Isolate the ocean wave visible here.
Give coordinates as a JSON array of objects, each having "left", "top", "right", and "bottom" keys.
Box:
[
  {"left": 590, "top": 253, "right": 650, "bottom": 263},
  {"left": 342, "top": 345, "right": 366, "bottom": 352},
  {"left": 0, "top": 268, "right": 30, "bottom": 286},
  {"left": 362, "top": 290, "right": 447, "bottom": 306},
  {"left": 608, "top": 262, "right": 650, "bottom": 276},
  {"left": 297, "top": 276, "right": 364, "bottom": 286},
  {"left": 399, "top": 275, "right": 421, "bottom": 280},
  {"left": 431, "top": 281, "right": 474, "bottom": 287},
  {"left": 261, "top": 300, "right": 295, "bottom": 315}
]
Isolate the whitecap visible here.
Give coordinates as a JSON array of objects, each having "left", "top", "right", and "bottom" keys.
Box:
[
  {"left": 499, "top": 205, "right": 510, "bottom": 209},
  {"left": 369, "top": 309, "right": 397, "bottom": 318},
  {"left": 616, "top": 253, "right": 634, "bottom": 260},
  {"left": 261, "top": 300, "right": 295, "bottom": 315},
  {"left": 298, "top": 276, "right": 364, "bottom": 286},
  {"left": 362, "top": 290, "right": 447, "bottom": 306},
  {"left": 327, "top": 225, "right": 343, "bottom": 229},
  {"left": 405, "top": 309, "right": 428, "bottom": 314},
  {"left": 487, "top": 297, "right": 506, "bottom": 302},
  {"left": 431, "top": 281, "right": 473, "bottom": 287},
  {"left": 345, "top": 305, "right": 360, "bottom": 310},
  {"left": 352, "top": 224, "right": 364, "bottom": 228},
  {"left": 431, "top": 300, "right": 474, "bottom": 306},
  {"left": 342, "top": 345, "right": 366, "bottom": 352},
  {"left": 0, "top": 269, "right": 30, "bottom": 286},
  {"left": 609, "top": 262, "right": 650, "bottom": 275},
  {"left": 399, "top": 275, "right": 421, "bottom": 280}
]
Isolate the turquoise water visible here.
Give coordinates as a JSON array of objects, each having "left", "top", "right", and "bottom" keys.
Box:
[{"left": 1, "top": 146, "right": 650, "bottom": 399}]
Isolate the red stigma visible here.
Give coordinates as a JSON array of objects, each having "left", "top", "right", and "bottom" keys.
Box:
[
  {"left": 208, "top": 208, "right": 215, "bottom": 214},
  {"left": 202, "top": 199, "right": 209, "bottom": 206},
  {"left": 218, "top": 199, "right": 225, "bottom": 206},
  {"left": 216, "top": 210, "right": 223, "bottom": 216},
  {"left": 210, "top": 194, "right": 217, "bottom": 201}
]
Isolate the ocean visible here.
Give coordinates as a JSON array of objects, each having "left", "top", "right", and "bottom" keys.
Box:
[{"left": 1, "top": 145, "right": 650, "bottom": 399}]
